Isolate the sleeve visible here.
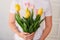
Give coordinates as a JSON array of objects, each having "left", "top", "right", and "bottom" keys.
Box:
[
  {"left": 10, "top": 0, "right": 17, "bottom": 14},
  {"left": 44, "top": 1, "right": 52, "bottom": 16}
]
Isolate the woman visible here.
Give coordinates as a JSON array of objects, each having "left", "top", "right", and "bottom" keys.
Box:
[{"left": 9, "top": 0, "right": 52, "bottom": 40}]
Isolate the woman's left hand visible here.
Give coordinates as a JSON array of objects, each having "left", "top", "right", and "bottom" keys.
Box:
[{"left": 27, "top": 32, "right": 35, "bottom": 40}]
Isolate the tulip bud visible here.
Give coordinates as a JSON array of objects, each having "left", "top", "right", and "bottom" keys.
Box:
[
  {"left": 30, "top": 4, "right": 35, "bottom": 9},
  {"left": 38, "top": 8, "right": 43, "bottom": 16},
  {"left": 15, "top": 4, "right": 21, "bottom": 12},
  {"left": 24, "top": 8, "right": 30, "bottom": 19}
]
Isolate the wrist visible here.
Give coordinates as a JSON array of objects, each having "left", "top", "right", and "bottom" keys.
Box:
[
  {"left": 39, "top": 37, "right": 45, "bottom": 40},
  {"left": 16, "top": 30, "right": 21, "bottom": 35}
]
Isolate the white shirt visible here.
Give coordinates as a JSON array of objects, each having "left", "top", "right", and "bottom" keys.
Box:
[{"left": 10, "top": 0, "right": 52, "bottom": 40}]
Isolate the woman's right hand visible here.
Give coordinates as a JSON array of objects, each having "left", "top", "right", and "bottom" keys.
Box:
[{"left": 17, "top": 32, "right": 30, "bottom": 40}]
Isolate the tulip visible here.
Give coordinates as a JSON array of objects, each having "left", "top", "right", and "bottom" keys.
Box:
[
  {"left": 24, "top": 8, "right": 30, "bottom": 19},
  {"left": 25, "top": 2, "right": 30, "bottom": 8},
  {"left": 30, "top": 4, "right": 35, "bottom": 9},
  {"left": 38, "top": 8, "right": 43, "bottom": 16},
  {"left": 15, "top": 4, "right": 21, "bottom": 12}
]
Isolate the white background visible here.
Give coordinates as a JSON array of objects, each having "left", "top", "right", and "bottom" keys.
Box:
[{"left": 0, "top": 0, "right": 60, "bottom": 40}]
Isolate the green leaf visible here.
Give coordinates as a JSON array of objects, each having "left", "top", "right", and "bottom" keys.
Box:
[
  {"left": 35, "top": 15, "right": 41, "bottom": 23},
  {"left": 30, "top": 9, "right": 34, "bottom": 24},
  {"left": 33, "top": 20, "right": 40, "bottom": 32},
  {"left": 29, "top": 24, "right": 34, "bottom": 33},
  {"left": 15, "top": 14, "right": 24, "bottom": 30},
  {"left": 33, "top": 18, "right": 45, "bottom": 32},
  {"left": 23, "top": 23, "right": 28, "bottom": 32},
  {"left": 23, "top": 17, "right": 29, "bottom": 27},
  {"left": 39, "top": 18, "right": 45, "bottom": 24}
]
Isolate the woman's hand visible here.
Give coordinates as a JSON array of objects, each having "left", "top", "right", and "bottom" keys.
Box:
[
  {"left": 17, "top": 32, "right": 30, "bottom": 40},
  {"left": 17, "top": 32, "right": 35, "bottom": 40},
  {"left": 27, "top": 32, "right": 35, "bottom": 40}
]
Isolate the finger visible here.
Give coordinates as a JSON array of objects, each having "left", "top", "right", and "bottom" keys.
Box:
[
  {"left": 23, "top": 32, "right": 30, "bottom": 35},
  {"left": 24, "top": 32, "right": 28, "bottom": 34},
  {"left": 24, "top": 38, "right": 27, "bottom": 40},
  {"left": 31, "top": 32, "right": 35, "bottom": 35},
  {"left": 32, "top": 32, "right": 35, "bottom": 34},
  {"left": 24, "top": 35, "right": 27, "bottom": 39}
]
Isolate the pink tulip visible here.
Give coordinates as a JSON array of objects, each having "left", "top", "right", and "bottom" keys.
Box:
[
  {"left": 25, "top": 2, "right": 30, "bottom": 8},
  {"left": 30, "top": 4, "right": 35, "bottom": 9},
  {"left": 36, "top": 9, "right": 38, "bottom": 15}
]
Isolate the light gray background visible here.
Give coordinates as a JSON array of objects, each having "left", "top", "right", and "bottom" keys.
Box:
[{"left": 0, "top": 0, "right": 60, "bottom": 40}]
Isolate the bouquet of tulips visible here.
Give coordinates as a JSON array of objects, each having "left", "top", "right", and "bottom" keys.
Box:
[{"left": 15, "top": 4, "right": 45, "bottom": 34}]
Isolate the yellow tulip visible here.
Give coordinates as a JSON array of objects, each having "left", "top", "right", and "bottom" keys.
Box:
[
  {"left": 15, "top": 4, "right": 21, "bottom": 12},
  {"left": 38, "top": 8, "right": 43, "bottom": 16},
  {"left": 24, "top": 8, "right": 30, "bottom": 18}
]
